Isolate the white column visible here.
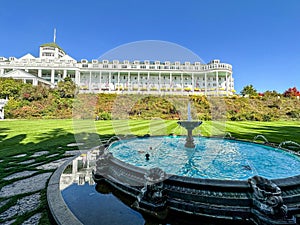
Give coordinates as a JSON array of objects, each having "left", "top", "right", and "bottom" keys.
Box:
[
  {"left": 192, "top": 72, "right": 194, "bottom": 94},
  {"left": 216, "top": 71, "right": 219, "bottom": 96},
  {"left": 109, "top": 71, "right": 111, "bottom": 91},
  {"left": 128, "top": 72, "right": 130, "bottom": 92},
  {"left": 38, "top": 69, "right": 42, "bottom": 77},
  {"left": 137, "top": 72, "right": 140, "bottom": 92},
  {"left": 33, "top": 78, "right": 38, "bottom": 86},
  {"left": 89, "top": 71, "right": 92, "bottom": 92},
  {"left": 205, "top": 72, "right": 207, "bottom": 95},
  {"left": 147, "top": 72, "right": 150, "bottom": 92},
  {"left": 75, "top": 70, "right": 80, "bottom": 86},
  {"left": 99, "top": 71, "right": 102, "bottom": 92},
  {"left": 117, "top": 71, "right": 120, "bottom": 92},
  {"left": 51, "top": 69, "right": 55, "bottom": 83},
  {"left": 181, "top": 73, "right": 183, "bottom": 93},
  {"left": 63, "top": 69, "right": 67, "bottom": 79},
  {"left": 169, "top": 73, "right": 172, "bottom": 93},
  {"left": 158, "top": 72, "right": 161, "bottom": 93},
  {"left": 226, "top": 72, "right": 229, "bottom": 96}
]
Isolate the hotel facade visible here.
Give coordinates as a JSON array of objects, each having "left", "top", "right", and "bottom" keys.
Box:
[{"left": 0, "top": 42, "right": 235, "bottom": 96}]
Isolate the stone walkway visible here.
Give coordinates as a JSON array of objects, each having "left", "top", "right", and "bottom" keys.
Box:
[{"left": 0, "top": 150, "right": 80, "bottom": 225}]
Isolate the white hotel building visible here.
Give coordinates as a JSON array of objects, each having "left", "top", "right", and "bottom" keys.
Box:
[{"left": 0, "top": 42, "right": 235, "bottom": 96}]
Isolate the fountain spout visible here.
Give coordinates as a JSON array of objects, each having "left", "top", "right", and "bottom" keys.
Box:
[{"left": 177, "top": 102, "right": 202, "bottom": 148}]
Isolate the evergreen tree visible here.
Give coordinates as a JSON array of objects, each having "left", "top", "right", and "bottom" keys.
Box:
[{"left": 240, "top": 85, "right": 258, "bottom": 96}]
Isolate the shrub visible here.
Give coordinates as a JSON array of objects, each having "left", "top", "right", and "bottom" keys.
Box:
[
  {"left": 99, "top": 112, "right": 111, "bottom": 120},
  {"left": 286, "top": 110, "right": 300, "bottom": 118}
]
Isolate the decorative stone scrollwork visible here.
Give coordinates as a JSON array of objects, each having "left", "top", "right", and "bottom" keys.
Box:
[
  {"left": 138, "top": 167, "right": 166, "bottom": 204},
  {"left": 248, "top": 175, "right": 288, "bottom": 219},
  {"left": 95, "top": 151, "right": 112, "bottom": 175},
  {"left": 145, "top": 167, "right": 166, "bottom": 184}
]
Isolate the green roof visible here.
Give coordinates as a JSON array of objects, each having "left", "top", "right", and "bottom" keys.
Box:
[{"left": 40, "top": 42, "right": 65, "bottom": 52}]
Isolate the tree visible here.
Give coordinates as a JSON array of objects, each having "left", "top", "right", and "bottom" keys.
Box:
[
  {"left": 283, "top": 87, "right": 300, "bottom": 98},
  {"left": 0, "top": 78, "right": 24, "bottom": 99},
  {"left": 240, "top": 85, "right": 258, "bottom": 97},
  {"left": 57, "top": 77, "right": 77, "bottom": 98},
  {"left": 263, "top": 90, "right": 281, "bottom": 98}
]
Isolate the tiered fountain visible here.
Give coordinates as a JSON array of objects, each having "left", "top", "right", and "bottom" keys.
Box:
[
  {"left": 92, "top": 102, "right": 300, "bottom": 225},
  {"left": 177, "top": 102, "right": 202, "bottom": 148}
]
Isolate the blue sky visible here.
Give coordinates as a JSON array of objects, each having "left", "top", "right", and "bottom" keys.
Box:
[{"left": 0, "top": 0, "right": 299, "bottom": 93}]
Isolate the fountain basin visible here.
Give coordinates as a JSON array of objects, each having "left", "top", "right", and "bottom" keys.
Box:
[
  {"left": 177, "top": 120, "right": 203, "bottom": 129},
  {"left": 93, "top": 136, "right": 300, "bottom": 224}
]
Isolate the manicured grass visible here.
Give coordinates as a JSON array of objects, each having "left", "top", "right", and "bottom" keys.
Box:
[
  {"left": 0, "top": 119, "right": 299, "bottom": 224},
  {"left": 1, "top": 119, "right": 300, "bottom": 158}
]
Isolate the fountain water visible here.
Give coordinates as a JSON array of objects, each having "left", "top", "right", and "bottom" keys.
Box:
[
  {"left": 224, "top": 132, "right": 233, "bottom": 139},
  {"left": 253, "top": 135, "right": 269, "bottom": 144},
  {"left": 177, "top": 102, "right": 202, "bottom": 148},
  {"left": 279, "top": 141, "right": 300, "bottom": 150}
]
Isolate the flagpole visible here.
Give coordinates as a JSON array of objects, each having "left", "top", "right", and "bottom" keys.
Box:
[{"left": 54, "top": 28, "right": 56, "bottom": 43}]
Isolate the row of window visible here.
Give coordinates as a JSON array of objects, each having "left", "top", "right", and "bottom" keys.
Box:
[
  {"left": 83, "top": 64, "right": 231, "bottom": 70},
  {"left": 80, "top": 75, "right": 231, "bottom": 81}
]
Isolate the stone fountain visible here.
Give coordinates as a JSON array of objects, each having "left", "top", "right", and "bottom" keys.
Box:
[{"left": 177, "top": 102, "right": 202, "bottom": 148}]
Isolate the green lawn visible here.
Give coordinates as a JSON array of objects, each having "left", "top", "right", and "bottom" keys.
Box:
[
  {"left": 0, "top": 119, "right": 299, "bottom": 224},
  {"left": 1, "top": 119, "right": 300, "bottom": 158}
]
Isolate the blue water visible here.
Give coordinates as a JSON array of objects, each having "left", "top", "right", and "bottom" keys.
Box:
[{"left": 108, "top": 136, "right": 300, "bottom": 180}]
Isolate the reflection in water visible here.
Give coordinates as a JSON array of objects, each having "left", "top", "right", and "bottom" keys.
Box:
[
  {"left": 60, "top": 149, "right": 145, "bottom": 225},
  {"left": 60, "top": 150, "right": 98, "bottom": 190}
]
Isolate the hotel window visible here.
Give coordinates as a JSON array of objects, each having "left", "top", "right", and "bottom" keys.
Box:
[
  {"left": 122, "top": 65, "right": 127, "bottom": 68},
  {"left": 103, "top": 65, "right": 108, "bottom": 68}
]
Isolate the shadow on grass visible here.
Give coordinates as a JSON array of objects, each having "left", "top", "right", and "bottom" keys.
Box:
[{"left": 0, "top": 128, "right": 114, "bottom": 158}]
